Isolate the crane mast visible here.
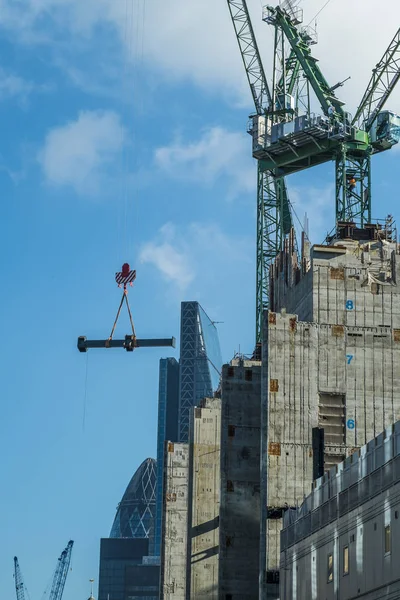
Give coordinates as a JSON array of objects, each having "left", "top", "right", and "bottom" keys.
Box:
[
  {"left": 227, "top": 0, "right": 293, "bottom": 343},
  {"left": 14, "top": 557, "right": 26, "bottom": 600},
  {"left": 49, "top": 540, "right": 74, "bottom": 600}
]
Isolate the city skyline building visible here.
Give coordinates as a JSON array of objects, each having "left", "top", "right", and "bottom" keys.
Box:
[
  {"left": 178, "top": 301, "right": 222, "bottom": 442},
  {"left": 154, "top": 358, "right": 180, "bottom": 557},
  {"left": 110, "top": 458, "right": 157, "bottom": 541},
  {"left": 154, "top": 301, "right": 223, "bottom": 557},
  {"left": 99, "top": 459, "right": 159, "bottom": 600}
]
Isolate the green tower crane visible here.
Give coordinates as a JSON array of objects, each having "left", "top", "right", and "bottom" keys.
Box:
[
  {"left": 258, "top": 2, "right": 400, "bottom": 233},
  {"left": 228, "top": 0, "right": 400, "bottom": 342}
]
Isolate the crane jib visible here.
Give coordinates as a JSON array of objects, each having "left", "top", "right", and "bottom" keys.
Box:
[{"left": 13, "top": 541, "right": 74, "bottom": 600}]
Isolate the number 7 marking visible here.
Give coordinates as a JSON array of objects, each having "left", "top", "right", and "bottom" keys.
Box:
[{"left": 346, "top": 354, "right": 354, "bottom": 365}]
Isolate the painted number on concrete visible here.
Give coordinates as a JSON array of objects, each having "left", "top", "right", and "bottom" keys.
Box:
[
  {"left": 346, "top": 300, "right": 354, "bottom": 310},
  {"left": 347, "top": 419, "right": 355, "bottom": 430},
  {"left": 346, "top": 354, "right": 354, "bottom": 365}
]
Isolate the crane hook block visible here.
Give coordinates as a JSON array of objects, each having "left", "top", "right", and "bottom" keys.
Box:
[{"left": 77, "top": 264, "right": 176, "bottom": 353}]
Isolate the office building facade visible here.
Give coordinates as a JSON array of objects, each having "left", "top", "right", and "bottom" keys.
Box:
[
  {"left": 280, "top": 421, "right": 400, "bottom": 600},
  {"left": 98, "top": 538, "right": 150, "bottom": 600},
  {"left": 154, "top": 358, "right": 180, "bottom": 556}
]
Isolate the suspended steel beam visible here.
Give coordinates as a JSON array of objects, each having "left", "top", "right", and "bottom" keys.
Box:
[
  {"left": 77, "top": 336, "right": 176, "bottom": 353},
  {"left": 352, "top": 27, "right": 400, "bottom": 129}
]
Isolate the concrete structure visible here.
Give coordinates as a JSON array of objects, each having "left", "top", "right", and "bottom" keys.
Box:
[
  {"left": 219, "top": 359, "right": 262, "bottom": 600},
  {"left": 161, "top": 360, "right": 263, "bottom": 600},
  {"left": 260, "top": 223, "right": 400, "bottom": 597},
  {"left": 160, "top": 443, "right": 190, "bottom": 599},
  {"left": 280, "top": 421, "right": 400, "bottom": 599},
  {"left": 188, "top": 397, "right": 221, "bottom": 599}
]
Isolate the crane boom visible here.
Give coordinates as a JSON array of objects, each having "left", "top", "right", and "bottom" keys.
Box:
[
  {"left": 227, "top": 0, "right": 272, "bottom": 113},
  {"left": 264, "top": 4, "right": 345, "bottom": 118},
  {"left": 49, "top": 540, "right": 74, "bottom": 600},
  {"left": 227, "top": 0, "right": 293, "bottom": 342},
  {"left": 14, "top": 557, "right": 26, "bottom": 600},
  {"left": 352, "top": 27, "right": 400, "bottom": 129}
]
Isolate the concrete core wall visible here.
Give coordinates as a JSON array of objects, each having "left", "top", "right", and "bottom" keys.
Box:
[
  {"left": 160, "top": 442, "right": 189, "bottom": 600},
  {"left": 189, "top": 397, "right": 221, "bottom": 599},
  {"left": 219, "top": 360, "right": 261, "bottom": 600}
]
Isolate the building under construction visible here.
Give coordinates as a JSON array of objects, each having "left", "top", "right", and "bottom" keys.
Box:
[
  {"left": 157, "top": 0, "right": 400, "bottom": 596},
  {"left": 159, "top": 220, "right": 400, "bottom": 598},
  {"left": 261, "top": 220, "right": 400, "bottom": 597}
]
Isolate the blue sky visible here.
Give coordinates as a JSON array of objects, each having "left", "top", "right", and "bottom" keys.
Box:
[{"left": 1, "top": 0, "right": 399, "bottom": 598}]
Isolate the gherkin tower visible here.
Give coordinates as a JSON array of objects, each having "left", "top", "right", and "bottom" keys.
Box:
[{"left": 110, "top": 458, "right": 156, "bottom": 542}]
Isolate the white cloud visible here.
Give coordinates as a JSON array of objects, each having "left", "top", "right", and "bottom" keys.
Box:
[
  {"left": 139, "top": 221, "right": 252, "bottom": 295},
  {"left": 39, "top": 110, "right": 125, "bottom": 195},
  {"left": 0, "top": 68, "right": 50, "bottom": 105},
  {"left": 155, "top": 127, "right": 255, "bottom": 198},
  {"left": 2, "top": 0, "right": 400, "bottom": 111},
  {"left": 140, "top": 224, "right": 194, "bottom": 291}
]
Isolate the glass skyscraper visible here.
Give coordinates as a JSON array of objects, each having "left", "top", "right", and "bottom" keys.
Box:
[
  {"left": 154, "top": 358, "right": 180, "bottom": 558},
  {"left": 110, "top": 457, "right": 157, "bottom": 541},
  {"left": 178, "top": 301, "right": 222, "bottom": 441},
  {"left": 153, "top": 301, "right": 222, "bottom": 556},
  {"left": 99, "top": 459, "right": 159, "bottom": 600}
]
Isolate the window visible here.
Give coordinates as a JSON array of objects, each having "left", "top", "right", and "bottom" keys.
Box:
[
  {"left": 343, "top": 546, "right": 349, "bottom": 575},
  {"left": 327, "top": 553, "right": 333, "bottom": 583},
  {"left": 385, "top": 525, "right": 391, "bottom": 554}
]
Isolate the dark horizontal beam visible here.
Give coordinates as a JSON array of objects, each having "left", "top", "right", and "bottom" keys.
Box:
[{"left": 77, "top": 335, "right": 176, "bottom": 353}]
